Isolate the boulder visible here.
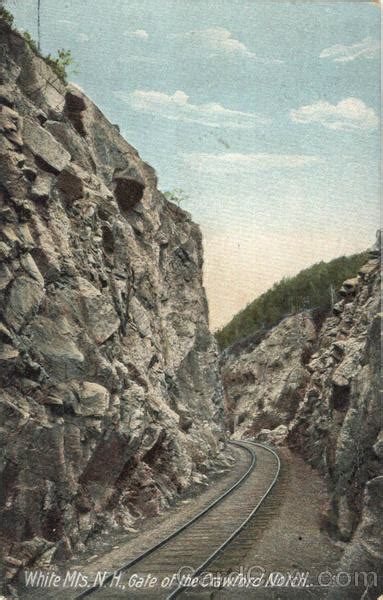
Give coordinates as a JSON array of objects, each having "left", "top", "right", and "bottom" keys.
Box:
[
  {"left": 339, "top": 277, "right": 360, "bottom": 297},
  {"left": 77, "top": 382, "right": 109, "bottom": 417},
  {"left": 0, "top": 344, "right": 19, "bottom": 361},
  {"left": 129, "top": 296, "right": 151, "bottom": 338},
  {"left": 22, "top": 117, "right": 70, "bottom": 173},
  {"left": 0, "top": 105, "right": 23, "bottom": 146},
  {"left": 26, "top": 316, "right": 85, "bottom": 381},
  {"left": 73, "top": 278, "right": 121, "bottom": 344},
  {"left": 256, "top": 425, "right": 288, "bottom": 445},
  {"left": 113, "top": 167, "right": 145, "bottom": 214},
  {"left": 4, "top": 276, "right": 45, "bottom": 331},
  {"left": 30, "top": 175, "right": 52, "bottom": 201},
  {"left": 57, "top": 164, "right": 85, "bottom": 201},
  {"left": 65, "top": 88, "right": 87, "bottom": 136},
  {"left": 0, "top": 263, "right": 12, "bottom": 290},
  {"left": 0, "top": 83, "right": 16, "bottom": 107},
  {"left": 65, "top": 89, "right": 87, "bottom": 113},
  {"left": 45, "top": 120, "right": 95, "bottom": 172},
  {"left": 20, "top": 253, "right": 44, "bottom": 285}
]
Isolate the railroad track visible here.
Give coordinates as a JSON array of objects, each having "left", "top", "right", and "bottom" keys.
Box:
[{"left": 75, "top": 440, "right": 280, "bottom": 600}]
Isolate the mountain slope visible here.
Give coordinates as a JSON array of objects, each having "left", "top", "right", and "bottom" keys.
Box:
[{"left": 216, "top": 252, "right": 368, "bottom": 349}]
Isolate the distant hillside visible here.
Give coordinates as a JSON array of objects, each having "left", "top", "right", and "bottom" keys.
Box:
[{"left": 216, "top": 252, "right": 368, "bottom": 349}]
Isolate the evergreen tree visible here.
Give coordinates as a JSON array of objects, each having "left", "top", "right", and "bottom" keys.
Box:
[{"left": 216, "top": 251, "right": 367, "bottom": 349}]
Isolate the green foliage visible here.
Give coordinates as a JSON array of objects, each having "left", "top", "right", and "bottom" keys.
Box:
[
  {"left": 22, "top": 29, "right": 73, "bottom": 83},
  {"left": 0, "top": 5, "right": 14, "bottom": 26},
  {"left": 0, "top": 5, "right": 73, "bottom": 83},
  {"left": 44, "top": 49, "right": 74, "bottom": 82},
  {"left": 215, "top": 252, "right": 368, "bottom": 350},
  {"left": 164, "top": 188, "right": 189, "bottom": 207},
  {"left": 23, "top": 30, "right": 39, "bottom": 53}
]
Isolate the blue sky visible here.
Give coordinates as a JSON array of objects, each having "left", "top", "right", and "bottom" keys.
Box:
[{"left": 8, "top": 0, "right": 381, "bottom": 329}]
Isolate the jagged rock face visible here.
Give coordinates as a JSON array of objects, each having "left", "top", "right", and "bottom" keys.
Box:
[
  {"left": 0, "top": 23, "right": 224, "bottom": 571},
  {"left": 221, "top": 242, "right": 381, "bottom": 597},
  {"left": 222, "top": 312, "right": 317, "bottom": 438},
  {"left": 327, "top": 476, "right": 383, "bottom": 600},
  {"left": 287, "top": 250, "right": 381, "bottom": 542}
]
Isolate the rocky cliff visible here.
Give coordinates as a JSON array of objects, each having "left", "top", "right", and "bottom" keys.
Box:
[
  {"left": 222, "top": 236, "right": 381, "bottom": 597},
  {"left": 222, "top": 311, "right": 318, "bottom": 441},
  {"left": 0, "top": 21, "right": 225, "bottom": 584}
]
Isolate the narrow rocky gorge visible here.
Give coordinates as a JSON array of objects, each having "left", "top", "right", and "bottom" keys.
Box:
[
  {"left": 222, "top": 235, "right": 381, "bottom": 598},
  {"left": 0, "top": 11, "right": 381, "bottom": 600},
  {"left": 0, "top": 21, "right": 226, "bottom": 590}
]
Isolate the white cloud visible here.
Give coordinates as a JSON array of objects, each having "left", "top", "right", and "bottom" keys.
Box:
[
  {"left": 320, "top": 37, "right": 379, "bottom": 62},
  {"left": 183, "top": 152, "right": 321, "bottom": 174},
  {"left": 291, "top": 98, "right": 379, "bottom": 131},
  {"left": 170, "top": 27, "right": 282, "bottom": 63},
  {"left": 124, "top": 29, "right": 149, "bottom": 40},
  {"left": 114, "top": 90, "right": 270, "bottom": 129}
]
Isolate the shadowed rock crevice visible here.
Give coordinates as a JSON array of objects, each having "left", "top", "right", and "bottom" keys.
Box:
[
  {"left": 330, "top": 378, "right": 351, "bottom": 412},
  {"left": 64, "top": 89, "right": 87, "bottom": 137},
  {"left": 114, "top": 175, "right": 145, "bottom": 214},
  {"left": 101, "top": 224, "right": 114, "bottom": 255}
]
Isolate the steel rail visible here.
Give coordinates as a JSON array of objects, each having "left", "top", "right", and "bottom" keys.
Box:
[
  {"left": 74, "top": 440, "right": 257, "bottom": 599},
  {"left": 166, "top": 440, "right": 281, "bottom": 599}
]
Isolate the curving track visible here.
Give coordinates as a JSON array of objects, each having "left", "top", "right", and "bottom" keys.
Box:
[{"left": 75, "top": 441, "right": 280, "bottom": 600}]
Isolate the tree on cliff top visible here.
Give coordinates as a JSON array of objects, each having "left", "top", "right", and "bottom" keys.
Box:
[
  {"left": 164, "top": 189, "right": 189, "bottom": 207},
  {"left": 216, "top": 251, "right": 368, "bottom": 350},
  {"left": 0, "top": 2, "right": 74, "bottom": 83},
  {"left": 0, "top": 1, "right": 14, "bottom": 26}
]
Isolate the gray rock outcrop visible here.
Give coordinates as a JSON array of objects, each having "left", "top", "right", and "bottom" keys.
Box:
[
  {"left": 0, "top": 20, "right": 224, "bottom": 583},
  {"left": 221, "top": 235, "right": 381, "bottom": 598},
  {"left": 222, "top": 311, "right": 317, "bottom": 437}
]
